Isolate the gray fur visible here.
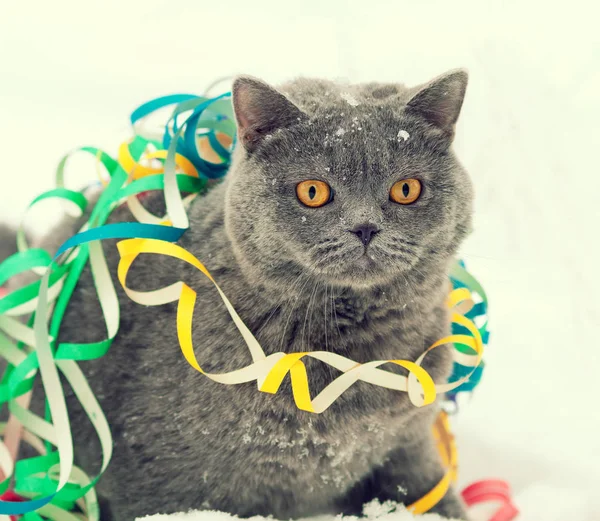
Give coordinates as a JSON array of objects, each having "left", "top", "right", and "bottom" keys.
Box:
[
  {"left": 13, "top": 71, "right": 473, "bottom": 520},
  {"left": 0, "top": 225, "right": 17, "bottom": 265}
]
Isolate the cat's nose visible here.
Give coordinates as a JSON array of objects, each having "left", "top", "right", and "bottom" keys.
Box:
[{"left": 350, "top": 224, "right": 380, "bottom": 246}]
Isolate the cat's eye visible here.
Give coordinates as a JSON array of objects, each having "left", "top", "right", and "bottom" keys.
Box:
[
  {"left": 390, "top": 179, "right": 422, "bottom": 205},
  {"left": 296, "top": 180, "right": 332, "bottom": 208}
]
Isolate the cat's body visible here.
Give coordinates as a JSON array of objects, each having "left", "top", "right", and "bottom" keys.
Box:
[
  {"left": 61, "top": 186, "right": 454, "bottom": 520},
  {"left": 10, "top": 72, "right": 474, "bottom": 520}
]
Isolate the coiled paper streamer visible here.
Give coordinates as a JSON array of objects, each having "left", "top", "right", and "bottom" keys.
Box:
[{"left": 0, "top": 90, "right": 487, "bottom": 519}]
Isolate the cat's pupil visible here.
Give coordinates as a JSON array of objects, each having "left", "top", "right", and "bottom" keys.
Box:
[
  {"left": 402, "top": 183, "right": 410, "bottom": 197},
  {"left": 309, "top": 185, "right": 316, "bottom": 199}
]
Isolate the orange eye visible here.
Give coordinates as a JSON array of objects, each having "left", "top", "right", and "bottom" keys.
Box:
[
  {"left": 390, "top": 179, "right": 422, "bottom": 204},
  {"left": 296, "top": 180, "right": 332, "bottom": 208}
]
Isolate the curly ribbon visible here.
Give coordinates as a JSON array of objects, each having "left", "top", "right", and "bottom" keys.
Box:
[
  {"left": 114, "top": 237, "right": 480, "bottom": 514},
  {"left": 408, "top": 411, "right": 458, "bottom": 514},
  {"left": 0, "top": 91, "right": 235, "bottom": 518},
  {"left": 0, "top": 87, "right": 488, "bottom": 519},
  {"left": 447, "top": 260, "right": 489, "bottom": 402},
  {"left": 462, "top": 480, "right": 519, "bottom": 521},
  {"left": 0, "top": 147, "right": 134, "bottom": 518},
  {"left": 115, "top": 237, "right": 483, "bottom": 413}
]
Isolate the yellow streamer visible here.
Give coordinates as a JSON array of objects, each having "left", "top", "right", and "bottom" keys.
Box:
[
  {"left": 117, "top": 142, "right": 199, "bottom": 180},
  {"left": 114, "top": 230, "right": 478, "bottom": 514},
  {"left": 115, "top": 238, "right": 483, "bottom": 415},
  {"left": 408, "top": 411, "right": 458, "bottom": 514}
]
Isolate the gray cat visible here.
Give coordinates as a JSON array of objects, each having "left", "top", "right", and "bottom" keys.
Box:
[{"left": 5, "top": 69, "right": 474, "bottom": 520}]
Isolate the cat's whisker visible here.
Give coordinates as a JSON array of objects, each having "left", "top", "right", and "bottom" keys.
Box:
[
  {"left": 312, "top": 244, "right": 363, "bottom": 271},
  {"left": 312, "top": 253, "right": 343, "bottom": 270},
  {"left": 323, "top": 283, "right": 328, "bottom": 352},
  {"left": 314, "top": 241, "right": 344, "bottom": 254},
  {"left": 308, "top": 282, "right": 319, "bottom": 351},
  {"left": 256, "top": 271, "right": 306, "bottom": 337},
  {"left": 330, "top": 287, "right": 347, "bottom": 356},
  {"left": 330, "top": 285, "right": 340, "bottom": 343},
  {"left": 313, "top": 245, "right": 346, "bottom": 260},
  {"left": 395, "top": 237, "right": 419, "bottom": 248},
  {"left": 301, "top": 282, "right": 319, "bottom": 352},
  {"left": 279, "top": 276, "right": 312, "bottom": 350},
  {"left": 402, "top": 273, "right": 426, "bottom": 355},
  {"left": 386, "top": 242, "right": 418, "bottom": 256},
  {"left": 370, "top": 245, "right": 419, "bottom": 265},
  {"left": 323, "top": 283, "right": 341, "bottom": 384}
]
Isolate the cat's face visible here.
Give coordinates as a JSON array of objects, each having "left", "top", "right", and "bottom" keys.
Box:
[{"left": 225, "top": 72, "right": 473, "bottom": 289}]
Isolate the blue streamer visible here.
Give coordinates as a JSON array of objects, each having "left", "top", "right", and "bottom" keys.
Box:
[
  {"left": 130, "top": 94, "right": 199, "bottom": 126},
  {"left": 54, "top": 223, "right": 186, "bottom": 260}
]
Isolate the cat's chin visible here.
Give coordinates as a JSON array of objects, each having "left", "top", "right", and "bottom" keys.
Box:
[{"left": 317, "top": 252, "right": 405, "bottom": 289}]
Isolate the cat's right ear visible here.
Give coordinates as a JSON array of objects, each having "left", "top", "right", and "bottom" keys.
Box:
[
  {"left": 232, "top": 76, "right": 307, "bottom": 152},
  {"left": 406, "top": 69, "right": 468, "bottom": 139}
]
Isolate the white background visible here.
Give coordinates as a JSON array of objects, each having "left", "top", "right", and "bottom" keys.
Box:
[{"left": 1, "top": 0, "right": 599, "bottom": 518}]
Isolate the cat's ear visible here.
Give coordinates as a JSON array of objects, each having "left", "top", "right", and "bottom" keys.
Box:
[
  {"left": 232, "top": 76, "right": 307, "bottom": 152},
  {"left": 406, "top": 69, "right": 468, "bottom": 136}
]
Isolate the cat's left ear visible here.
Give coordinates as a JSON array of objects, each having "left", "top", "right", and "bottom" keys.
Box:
[
  {"left": 406, "top": 69, "right": 468, "bottom": 137},
  {"left": 232, "top": 76, "right": 307, "bottom": 152}
]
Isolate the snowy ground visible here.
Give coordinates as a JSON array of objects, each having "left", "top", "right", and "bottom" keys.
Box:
[
  {"left": 1, "top": 1, "right": 599, "bottom": 519},
  {"left": 139, "top": 501, "right": 461, "bottom": 521}
]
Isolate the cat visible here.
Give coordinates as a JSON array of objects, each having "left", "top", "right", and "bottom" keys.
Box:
[{"left": 2, "top": 69, "right": 474, "bottom": 521}]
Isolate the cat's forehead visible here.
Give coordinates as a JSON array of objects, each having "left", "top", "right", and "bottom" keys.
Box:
[
  {"left": 296, "top": 107, "right": 424, "bottom": 177},
  {"left": 316, "top": 105, "right": 409, "bottom": 142},
  {"left": 300, "top": 92, "right": 417, "bottom": 153},
  {"left": 283, "top": 78, "right": 411, "bottom": 111},
  {"left": 259, "top": 125, "right": 425, "bottom": 190},
  {"left": 256, "top": 83, "right": 445, "bottom": 181}
]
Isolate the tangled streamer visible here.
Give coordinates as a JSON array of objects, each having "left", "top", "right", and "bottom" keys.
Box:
[{"left": 0, "top": 89, "right": 488, "bottom": 520}]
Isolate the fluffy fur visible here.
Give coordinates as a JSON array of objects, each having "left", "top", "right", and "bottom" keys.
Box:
[{"left": 8, "top": 71, "right": 473, "bottom": 520}]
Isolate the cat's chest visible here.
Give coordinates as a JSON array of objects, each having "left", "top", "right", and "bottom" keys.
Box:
[
  {"left": 226, "top": 402, "right": 409, "bottom": 493},
  {"left": 247, "top": 290, "right": 412, "bottom": 361}
]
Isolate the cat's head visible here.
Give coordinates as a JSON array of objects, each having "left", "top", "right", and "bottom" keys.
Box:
[{"left": 225, "top": 71, "right": 473, "bottom": 290}]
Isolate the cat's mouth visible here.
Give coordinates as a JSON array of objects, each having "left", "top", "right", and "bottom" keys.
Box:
[
  {"left": 355, "top": 250, "right": 376, "bottom": 268},
  {"left": 332, "top": 248, "right": 385, "bottom": 284},
  {"left": 339, "top": 245, "right": 417, "bottom": 283},
  {"left": 308, "top": 241, "right": 415, "bottom": 287}
]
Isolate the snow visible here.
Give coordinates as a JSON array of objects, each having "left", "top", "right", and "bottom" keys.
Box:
[
  {"left": 341, "top": 92, "right": 360, "bottom": 107},
  {"left": 397, "top": 130, "right": 410, "bottom": 141},
  {"left": 137, "top": 501, "right": 458, "bottom": 521},
  {"left": 135, "top": 485, "right": 597, "bottom": 521},
  {"left": 1, "top": 0, "right": 599, "bottom": 519}
]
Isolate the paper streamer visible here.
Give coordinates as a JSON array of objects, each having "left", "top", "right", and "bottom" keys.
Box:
[
  {"left": 408, "top": 411, "right": 458, "bottom": 514},
  {"left": 462, "top": 480, "right": 519, "bottom": 521},
  {"left": 0, "top": 88, "right": 488, "bottom": 519},
  {"left": 0, "top": 92, "right": 235, "bottom": 518},
  {"left": 116, "top": 238, "right": 483, "bottom": 413}
]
